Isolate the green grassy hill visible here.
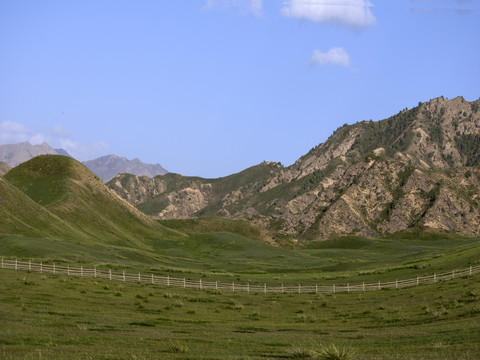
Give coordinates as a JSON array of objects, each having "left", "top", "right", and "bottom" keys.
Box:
[
  {"left": 4, "top": 155, "right": 180, "bottom": 244},
  {"left": 1, "top": 155, "right": 185, "bottom": 263},
  {"left": 0, "top": 176, "right": 85, "bottom": 240}
]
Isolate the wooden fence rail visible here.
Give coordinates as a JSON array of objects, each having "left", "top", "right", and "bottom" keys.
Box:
[{"left": 1, "top": 258, "right": 479, "bottom": 294}]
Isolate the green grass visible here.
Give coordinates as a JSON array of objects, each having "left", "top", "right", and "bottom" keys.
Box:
[
  {"left": 1, "top": 268, "right": 479, "bottom": 359},
  {"left": 2, "top": 155, "right": 182, "bottom": 248},
  {"left": 157, "top": 217, "right": 273, "bottom": 243},
  {"left": 2, "top": 230, "right": 480, "bottom": 286}
]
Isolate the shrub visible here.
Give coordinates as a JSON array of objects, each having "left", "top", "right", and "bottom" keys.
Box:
[
  {"left": 318, "top": 344, "right": 355, "bottom": 360},
  {"left": 288, "top": 346, "right": 317, "bottom": 359}
]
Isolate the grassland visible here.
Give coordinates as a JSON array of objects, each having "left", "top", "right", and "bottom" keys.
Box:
[{"left": 1, "top": 267, "right": 479, "bottom": 359}]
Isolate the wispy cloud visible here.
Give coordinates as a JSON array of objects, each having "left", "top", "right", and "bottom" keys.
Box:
[
  {"left": 310, "top": 47, "right": 351, "bottom": 67},
  {"left": 0, "top": 120, "right": 33, "bottom": 144},
  {"left": 0, "top": 121, "right": 108, "bottom": 161},
  {"left": 281, "top": 0, "right": 376, "bottom": 31},
  {"left": 409, "top": 0, "right": 479, "bottom": 13},
  {"left": 203, "top": 0, "right": 263, "bottom": 17}
]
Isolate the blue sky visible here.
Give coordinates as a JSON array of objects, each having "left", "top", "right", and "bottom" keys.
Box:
[{"left": 1, "top": 0, "right": 479, "bottom": 178}]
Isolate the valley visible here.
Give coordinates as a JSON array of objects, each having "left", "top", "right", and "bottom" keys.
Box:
[{"left": 1, "top": 96, "right": 480, "bottom": 359}]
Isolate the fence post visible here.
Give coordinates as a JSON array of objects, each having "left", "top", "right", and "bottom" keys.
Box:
[
  {"left": 416, "top": 276, "right": 419, "bottom": 286},
  {"left": 29, "top": 260, "right": 31, "bottom": 271},
  {"left": 200, "top": 279, "right": 202, "bottom": 290},
  {"left": 15, "top": 259, "right": 17, "bottom": 271},
  {"left": 347, "top": 283, "right": 350, "bottom": 293},
  {"left": 265, "top": 283, "right": 267, "bottom": 294},
  {"left": 1, "top": 258, "right": 3, "bottom": 268},
  {"left": 362, "top": 282, "right": 365, "bottom": 291},
  {"left": 315, "top": 284, "right": 318, "bottom": 294},
  {"left": 247, "top": 283, "right": 249, "bottom": 293},
  {"left": 281, "top": 284, "right": 284, "bottom": 294},
  {"left": 138, "top": 273, "right": 141, "bottom": 283},
  {"left": 434, "top": 273, "right": 436, "bottom": 283},
  {"left": 298, "top": 284, "right": 301, "bottom": 294},
  {"left": 94, "top": 268, "right": 97, "bottom": 278},
  {"left": 470, "top": 266, "right": 472, "bottom": 276},
  {"left": 81, "top": 266, "right": 83, "bottom": 277},
  {"left": 53, "top": 263, "right": 55, "bottom": 274},
  {"left": 40, "top": 261, "right": 42, "bottom": 273},
  {"left": 232, "top": 282, "right": 235, "bottom": 293},
  {"left": 67, "top": 266, "right": 70, "bottom": 276},
  {"left": 332, "top": 284, "right": 335, "bottom": 294},
  {"left": 109, "top": 269, "right": 112, "bottom": 280},
  {"left": 151, "top": 274, "right": 154, "bottom": 284},
  {"left": 452, "top": 270, "right": 455, "bottom": 279},
  {"left": 378, "top": 281, "right": 381, "bottom": 290},
  {"left": 183, "top": 278, "right": 186, "bottom": 288},
  {"left": 123, "top": 271, "right": 125, "bottom": 282},
  {"left": 167, "top": 276, "right": 170, "bottom": 286},
  {"left": 216, "top": 281, "right": 218, "bottom": 290},
  {"left": 395, "top": 279, "right": 398, "bottom": 289}
]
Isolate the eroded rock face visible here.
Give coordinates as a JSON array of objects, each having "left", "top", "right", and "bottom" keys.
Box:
[{"left": 108, "top": 97, "right": 480, "bottom": 241}]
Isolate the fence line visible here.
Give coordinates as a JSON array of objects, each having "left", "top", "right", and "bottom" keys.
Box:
[{"left": 1, "top": 258, "right": 479, "bottom": 294}]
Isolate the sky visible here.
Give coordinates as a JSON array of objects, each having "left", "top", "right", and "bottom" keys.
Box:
[{"left": 0, "top": 0, "right": 479, "bottom": 178}]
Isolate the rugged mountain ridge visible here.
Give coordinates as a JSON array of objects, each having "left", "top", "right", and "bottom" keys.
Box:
[
  {"left": 107, "top": 96, "right": 480, "bottom": 242},
  {"left": 0, "top": 142, "right": 168, "bottom": 182},
  {"left": 0, "top": 142, "right": 59, "bottom": 167},
  {"left": 83, "top": 154, "right": 168, "bottom": 182}
]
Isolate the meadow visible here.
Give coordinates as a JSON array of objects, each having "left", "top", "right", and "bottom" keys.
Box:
[
  {"left": 1, "top": 266, "right": 479, "bottom": 359},
  {"left": 1, "top": 229, "right": 480, "bottom": 360}
]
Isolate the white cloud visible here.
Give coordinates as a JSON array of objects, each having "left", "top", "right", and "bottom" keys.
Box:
[
  {"left": 203, "top": 0, "right": 263, "bottom": 17},
  {"left": 310, "top": 47, "right": 351, "bottom": 67},
  {"left": 281, "top": 0, "right": 376, "bottom": 31},
  {"left": 250, "top": 0, "right": 263, "bottom": 17},
  {"left": 0, "top": 121, "right": 109, "bottom": 161},
  {"left": 0, "top": 120, "right": 35, "bottom": 144}
]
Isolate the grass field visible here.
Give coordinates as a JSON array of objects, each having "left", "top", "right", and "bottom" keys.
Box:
[{"left": 1, "top": 267, "right": 479, "bottom": 359}]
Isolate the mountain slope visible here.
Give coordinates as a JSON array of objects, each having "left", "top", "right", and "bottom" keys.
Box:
[
  {"left": 4, "top": 155, "right": 181, "bottom": 247},
  {"left": 0, "top": 162, "right": 10, "bottom": 176},
  {"left": 83, "top": 154, "right": 168, "bottom": 182},
  {"left": 0, "top": 176, "right": 88, "bottom": 240},
  {"left": 108, "top": 96, "right": 480, "bottom": 242}
]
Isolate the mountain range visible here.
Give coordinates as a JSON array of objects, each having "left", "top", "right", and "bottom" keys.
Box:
[
  {"left": 107, "top": 96, "right": 480, "bottom": 242},
  {"left": 0, "top": 142, "right": 168, "bottom": 182},
  {"left": 83, "top": 155, "right": 167, "bottom": 182}
]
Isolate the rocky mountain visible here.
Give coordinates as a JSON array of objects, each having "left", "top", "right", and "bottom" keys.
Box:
[
  {"left": 107, "top": 96, "right": 480, "bottom": 242},
  {"left": 0, "top": 142, "right": 59, "bottom": 167},
  {"left": 83, "top": 154, "right": 168, "bottom": 182},
  {"left": 0, "top": 142, "right": 72, "bottom": 167}
]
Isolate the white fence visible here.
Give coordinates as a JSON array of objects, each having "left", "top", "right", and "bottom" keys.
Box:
[{"left": 1, "top": 258, "right": 479, "bottom": 294}]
